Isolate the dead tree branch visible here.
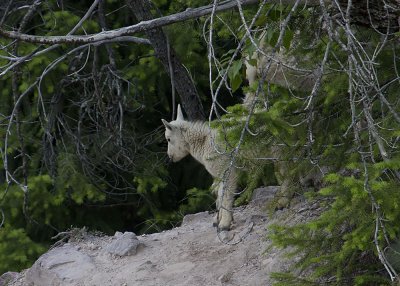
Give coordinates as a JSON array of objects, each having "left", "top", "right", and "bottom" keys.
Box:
[{"left": 0, "top": 0, "right": 259, "bottom": 45}]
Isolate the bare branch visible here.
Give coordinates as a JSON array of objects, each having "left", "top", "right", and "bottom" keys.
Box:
[{"left": 0, "top": 0, "right": 267, "bottom": 45}]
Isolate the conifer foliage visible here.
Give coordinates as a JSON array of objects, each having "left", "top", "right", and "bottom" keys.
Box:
[{"left": 206, "top": 2, "right": 400, "bottom": 285}]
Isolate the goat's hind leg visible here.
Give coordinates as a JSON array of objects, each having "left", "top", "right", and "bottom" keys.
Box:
[{"left": 211, "top": 181, "right": 222, "bottom": 227}]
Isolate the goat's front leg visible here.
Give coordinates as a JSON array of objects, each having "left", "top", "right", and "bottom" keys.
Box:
[{"left": 216, "top": 177, "right": 236, "bottom": 231}]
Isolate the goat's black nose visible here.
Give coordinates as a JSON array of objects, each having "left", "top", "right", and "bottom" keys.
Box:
[{"left": 166, "top": 157, "right": 173, "bottom": 164}]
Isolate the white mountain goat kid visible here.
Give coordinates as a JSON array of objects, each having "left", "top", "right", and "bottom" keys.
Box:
[{"left": 162, "top": 105, "right": 237, "bottom": 230}]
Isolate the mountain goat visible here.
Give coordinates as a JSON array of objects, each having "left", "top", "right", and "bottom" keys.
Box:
[{"left": 162, "top": 106, "right": 236, "bottom": 230}]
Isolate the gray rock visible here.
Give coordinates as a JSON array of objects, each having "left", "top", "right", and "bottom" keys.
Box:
[
  {"left": 105, "top": 232, "right": 140, "bottom": 256},
  {"left": 251, "top": 186, "right": 280, "bottom": 205},
  {"left": 25, "top": 244, "right": 95, "bottom": 285},
  {"left": 114, "top": 231, "right": 123, "bottom": 237},
  {"left": 0, "top": 272, "right": 19, "bottom": 286},
  {"left": 181, "top": 211, "right": 210, "bottom": 226}
]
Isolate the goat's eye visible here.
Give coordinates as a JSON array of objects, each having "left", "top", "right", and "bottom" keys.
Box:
[{"left": 167, "top": 138, "right": 171, "bottom": 142}]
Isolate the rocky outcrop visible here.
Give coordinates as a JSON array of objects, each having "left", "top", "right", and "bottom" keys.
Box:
[
  {"left": 105, "top": 232, "right": 141, "bottom": 257},
  {"left": 9, "top": 186, "right": 317, "bottom": 286}
]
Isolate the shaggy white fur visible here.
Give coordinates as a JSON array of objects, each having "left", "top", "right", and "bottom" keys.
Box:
[{"left": 162, "top": 106, "right": 236, "bottom": 230}]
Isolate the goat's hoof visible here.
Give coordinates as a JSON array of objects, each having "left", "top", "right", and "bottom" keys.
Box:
[
  {"left": 218, "top": 225, "right": 231, "bottom": 231},
  {"left": 217, "top": 220, "right": 232, "bottom": 231}
]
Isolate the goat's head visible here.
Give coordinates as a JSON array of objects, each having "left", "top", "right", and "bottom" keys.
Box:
[{"left": 161, "top": 105, "right": 189, "bottom": 162}]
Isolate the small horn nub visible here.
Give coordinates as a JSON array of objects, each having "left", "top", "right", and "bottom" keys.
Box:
[
  {"left": 161, "top": 119, "right": 173, "bottom": 130},
  {"left": 176, "top": 104, "right": 184, "bottom": 121}
]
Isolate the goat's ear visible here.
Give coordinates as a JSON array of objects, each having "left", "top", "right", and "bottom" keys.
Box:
[
  {"left": 161, "top": 119, "right": 173, "bottom": 130},
  {"left": 176, "top": 104, "right": 184, "bottom": 121}
]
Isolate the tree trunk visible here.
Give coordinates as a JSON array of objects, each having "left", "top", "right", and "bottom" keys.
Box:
[
  {"left": 336, "top": 0, "right": 400, "bottom": 32},
  {"left": 126, "top": 0, "right": 205, "bottom": 121}
]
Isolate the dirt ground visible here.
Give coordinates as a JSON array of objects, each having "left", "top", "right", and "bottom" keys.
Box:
[{"left": 8, "top": 187, "right": 317, "bottom": 286}]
